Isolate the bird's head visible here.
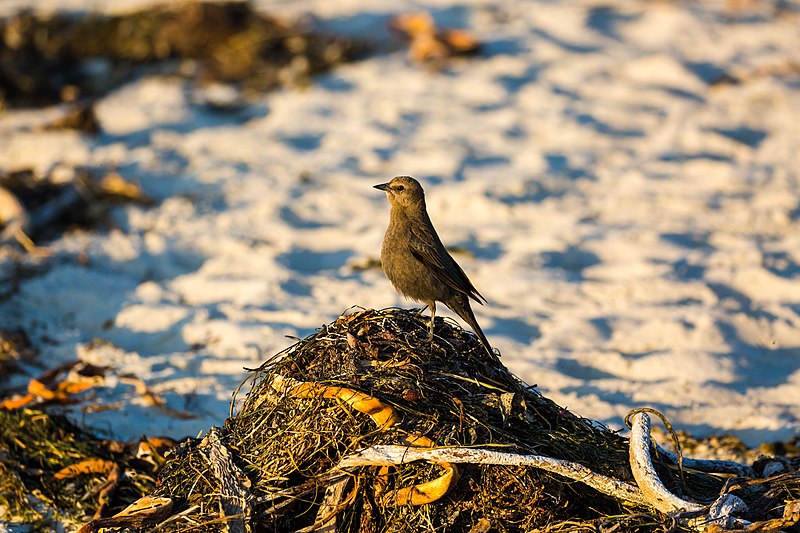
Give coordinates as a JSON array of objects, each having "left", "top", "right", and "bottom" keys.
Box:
[{"left": 373, "top": 176, "right": 425, "bottom": 209}]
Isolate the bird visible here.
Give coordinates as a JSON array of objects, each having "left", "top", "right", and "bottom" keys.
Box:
[{"left": 374, "top": 176, "right": 493, "bottom": 355}]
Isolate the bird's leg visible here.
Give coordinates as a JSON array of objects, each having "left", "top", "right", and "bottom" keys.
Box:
[{"left": 428, "top": 302, "right": 436, "bottom": 342}]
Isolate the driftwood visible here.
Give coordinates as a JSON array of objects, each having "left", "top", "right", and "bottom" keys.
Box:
[
  {"left": 198, "top": 427, "right": 252, "bottom": 533},
  {"left": 336, "top": 445, "right": 650, "bottom": 506}
]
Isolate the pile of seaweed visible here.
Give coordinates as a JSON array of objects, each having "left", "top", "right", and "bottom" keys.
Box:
[
  {"left": 3, "top": 308, "right": 797, "bottom": 531},
  {"left": 0, "top": 407, "right": 173, "bottom": 530},
  {"left": 148, "top": 308, "right": 725, "bottom": 532},
  {"left": 0, "top": 1, "right": 369, "bottom": 109}
]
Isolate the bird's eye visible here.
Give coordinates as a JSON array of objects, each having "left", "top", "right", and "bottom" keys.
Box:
[{"left": 396, "top": 185, "right": 405, "bottom": 191}]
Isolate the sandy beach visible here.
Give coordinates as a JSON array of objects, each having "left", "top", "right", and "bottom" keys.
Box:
[{"left": 0, "top": 0, "right": 799, "bottom": 450}]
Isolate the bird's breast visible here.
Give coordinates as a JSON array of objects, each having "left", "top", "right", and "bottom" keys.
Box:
[{"left": 380, "top": 212, "right": 450, "bottom": 303}]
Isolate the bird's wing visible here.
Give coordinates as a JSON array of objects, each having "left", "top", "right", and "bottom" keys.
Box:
[{"left": 408, "top": 226, "right": 487, "bottom": 305}]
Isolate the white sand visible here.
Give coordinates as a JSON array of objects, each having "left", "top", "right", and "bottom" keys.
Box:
[{"left": 0, "top": 0, "right": 799, "bottom": 447}]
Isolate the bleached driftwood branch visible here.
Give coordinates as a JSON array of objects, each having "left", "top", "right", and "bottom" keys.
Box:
[
  {"left": 628, "top": 411, "right": 703, "bottom": 514},
  {"left": 335, "top": 411, "right": 779, "bottom": 532},
  {"left": 200, "top": 427, "right": 253, "bottom": 533},
  {"left": 625, "top": 411, "right": 785, "bottom": 532},
  {"left": 337, "top": 445, "right": 650, "bottom": 507},
  {"left": 655, "top": 444, "right": 753, "bottom": 477}
]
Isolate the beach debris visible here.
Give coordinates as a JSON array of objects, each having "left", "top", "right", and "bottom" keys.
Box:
[
  {"left": 388, "top": 12, "right": 481, "bottom": 66},
  {"left": 0, "top": 1, "right": 369, "bottom": 109},
  {"left": 706, "top": 60, "right": 800, "bottom": 88},
  {"left": 724, "top": 0, "right": 800, "bottom": 18},
  {"left": 347, "top": 255, "right": 382, "bottom": 271},
  {"left": 0, "top": 358, "right": 197, "bottom": 420},
  {"left": 0, "top": 167, "right": 152, "bottom": 251},
  {"left": 93, "top": 171, "right": 152, "bottom": 205},
  {"left": 0, "top": 186, "right": 37, "bottom": 253},
  {"left": 652, "top": 427, "right": 755, "bottom": 465},
  {"left": 43, "top": 101, "right": 102, "bottom": 135},
  {"left": 198, "top": 427, "right": 252, "bottom": 531},
  {"left": 0, "top": 408, "right": 170, "bottom": 529},
  {"left": 0, "top": 328, "right": 37, "bottom": 375},
  {"left": 628, "top": 411, "right": 704, "bottom": 515},
  {"left": 135, "top": 308, "right": 797, "bottom": 531},
  {"left": 272, "top": 373, "right": 458, "bottom": 506},
  {"left": 656, "top": 442, "right": 754, "bottom": 477},
  {"left": 55, "top": 458, "right": 124, "bottom": 519},
  {"left": 119, "top": 374, "right": 200, "bottom": 420},
  {"left": 76, "top": 496, "right": 175, "bottom": 533},
  {"left": 0, "top": 360, "right": 107, "bottom": 410},
  {"left": 627, "top": 409, "right": 800, "bottom": 532},
  {"left": 149, "top": 308, "right": 642, "bottom": 530},
  {"left": 135, "top": 436, "right": 176, "bottom": 468},
  {"left": 1, "top": 309, "right": 797, "bottom": 530},
  {"left": 338, "top": 444, "right": 649, "bottom": 506}
]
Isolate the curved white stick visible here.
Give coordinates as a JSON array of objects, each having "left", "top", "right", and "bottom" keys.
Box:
[
  {"left": 337, "top": 444, "right": 650, "bottom": 506},
  {"left": 628, "top": 412, "right": 703, "bottom": 514}
]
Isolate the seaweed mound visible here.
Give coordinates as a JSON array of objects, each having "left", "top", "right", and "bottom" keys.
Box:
[
  {"left": 4, "top": 308, "right": 799, "bottom": 531},
  {"left": 151, "top": 308, "right": 714, "bottom": 532}
]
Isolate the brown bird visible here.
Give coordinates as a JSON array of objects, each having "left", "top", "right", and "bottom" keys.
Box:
[{"left": 374, "top": 176, "right": 493, "bottom": 354}]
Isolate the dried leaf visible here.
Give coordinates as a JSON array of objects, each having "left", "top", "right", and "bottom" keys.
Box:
[
  {"left": 55, "top": 458, "right": 116, "bottom": 480},
  {"left": 388, "top": 12, "right": 481, "bottom": 65},
  {"left": 113, "top": 496, "right": 174, "bottom": 518}
]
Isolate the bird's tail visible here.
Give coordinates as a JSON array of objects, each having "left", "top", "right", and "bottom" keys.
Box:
[{"left": 448, "top": 296, "right": 494, "bottom": 356}]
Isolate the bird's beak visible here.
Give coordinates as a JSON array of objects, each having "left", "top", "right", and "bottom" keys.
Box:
[{"left": 373, "top": 183, "right": 391, "bottom": 191}]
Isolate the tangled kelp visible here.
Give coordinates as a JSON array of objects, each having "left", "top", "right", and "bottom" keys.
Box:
[
  {"left": 0, "top": 1, "right": 368, "bottom": 108},
  {"left": 3, "top": 308, "right": 798, "bottom": 531},
  {"left": 147, "top": 307, "right": 762, "bottom": 532},
  {"left": 0, "top": 408, "right": 172, "bottom": 530}
]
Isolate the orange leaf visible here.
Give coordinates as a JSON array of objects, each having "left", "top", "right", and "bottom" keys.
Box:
[
  {"left": 0, "top": 393, "right": 36, "bottom": 410},
  {"left": 55, "top": 459, "right": 116, "bottom": 480}
]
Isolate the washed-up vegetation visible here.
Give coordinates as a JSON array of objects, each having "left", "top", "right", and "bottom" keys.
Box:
[
  {"left": 0, "top": 1, "right": 368, "bottom": 109},
  {"left": 4, "top": 309, "right": 795, "bottom": 531}
]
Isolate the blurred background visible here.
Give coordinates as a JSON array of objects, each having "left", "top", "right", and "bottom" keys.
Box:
[{"left": 0, "top": 0, "right": 798, "bottom": 451}]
